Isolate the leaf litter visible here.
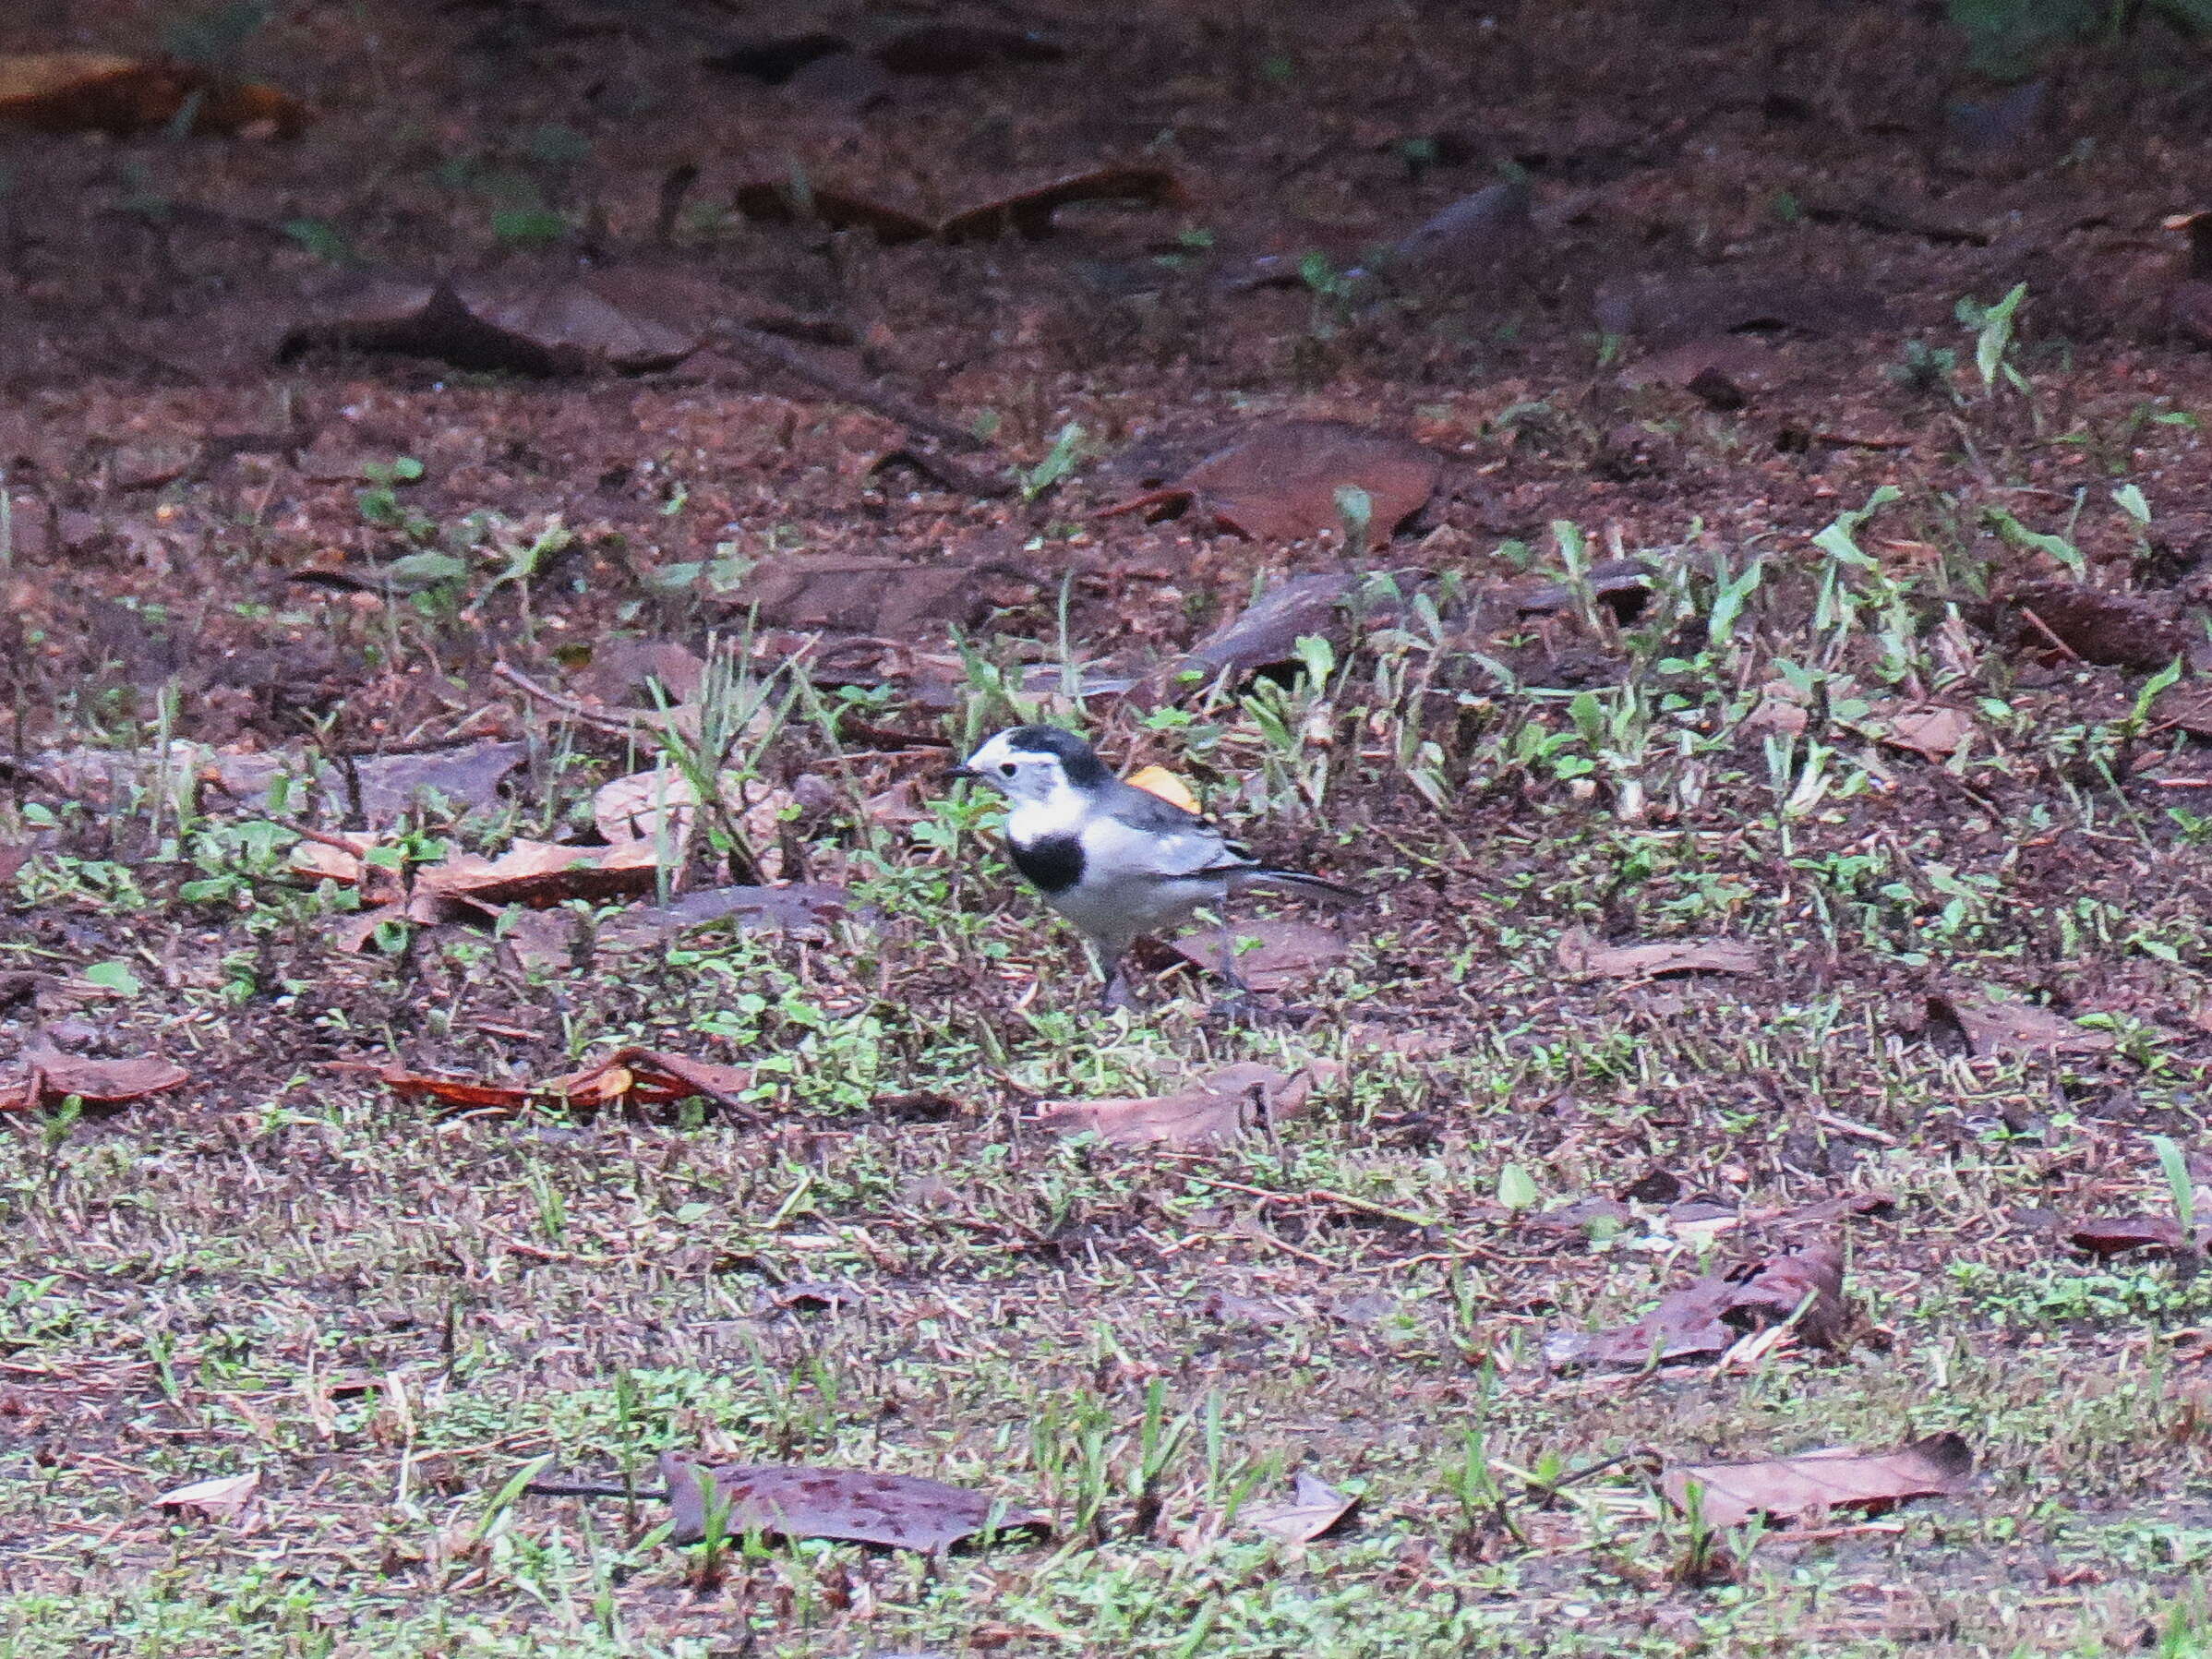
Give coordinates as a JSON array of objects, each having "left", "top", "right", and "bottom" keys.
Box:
[
  {"left": 1546, "top": 1240, "right": 1848, "bottom": 1370},
  {"left": 364, "top": 1048, "right": 757, "bottom": 1121},
  {"left": 0, "top": 1043, "right": 189, "bottom": 1114},
  {"left": 1663, "top": 1434, "right": 1973, "bottom": 1531},
  {"left": 1095, "top": 422, "right": 1442, "bottom": 544},
  {"left": 531, "top": 1454, "right": 1044, "bottom": 1551},
  {"left": 1033, "top": 1062, "right": 1333, "bottom": 1149}
]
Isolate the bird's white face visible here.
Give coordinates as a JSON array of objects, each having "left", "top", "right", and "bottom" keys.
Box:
[{"left": 959, "top": 731, "right": 1073, "bottom": 807}]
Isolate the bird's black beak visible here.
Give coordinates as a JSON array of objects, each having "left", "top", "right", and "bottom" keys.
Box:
[{"left": 942, "top": 764, "right": 979, "bottom": 782}]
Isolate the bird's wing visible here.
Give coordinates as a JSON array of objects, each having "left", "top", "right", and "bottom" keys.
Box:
[{"left": 1090, "top": 780, "right": 1256, "bottom": 880}]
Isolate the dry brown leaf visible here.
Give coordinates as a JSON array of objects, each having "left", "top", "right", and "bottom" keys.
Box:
[
  {"left": 593, "top": 768, "right": 703, "bottom": 846},
  {"left": 1662, "top": 1434, "right": 1972, "bottom": 1530},
  {"left": 1171, "top": 917, "right": 1347, "bottom": 993},
  {"left": 1, "top": 1047, "right": 190, "bottom": 1113},
  {"left": 659, "top": 1453, "right": 1045, "bottom": 1549},
  {"left": 937, "top": 165, "right": 1187, "bottom": 243},
  {"left": 1244, "top": 1472, "right": 1361, "bottom": 1544},
  {"left": 1876, "top": 703, "right": 1975, "bottom": 762},
  {"left": 2008, "top": 581, "right": 2190, "bottom": 670},
  {"left": 419, "top": 838, "right": 663, "bottom": 908},
  {"left": 2067, "top": 1215, "right": 2202, "bottom": 1256},
  {"left": 152, "top": 1471, "right": 260, "bottom": 1522},
  {"left": 283, "top": 267, "right": 722, "bottom": 375},
  {"left": 1926, "top": 992, "right": 2114, "bottom": 1059},
  {"left": 1546, "top": 1240, "right": 1846, "bottom": 1370},
  {"left": 1034, "top": 1062, "right": 1327, "bottom": 1148},
  {"left": 367, "top": 1047, "right": 756, "bottom": 1119},
  {"left": 1096, "top": 422, "right": 1440, "bottom": 544},
  {"left": 733, "top": 164, "right": 1181, "bottom": 246},
  {"left": 0, "top": 54, "right": 309, "bottom": 138},
  {"left": 1557, "top": 930, "right": 1760, "bottom": 980}
]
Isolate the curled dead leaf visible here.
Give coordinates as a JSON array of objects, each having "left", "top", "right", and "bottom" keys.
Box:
[
  {"left": 366, "top": 1046, "right": 757, "bottom": 1119},
  {"left": 1546, "top": 1240, "right": 1846, "bottom": 1370},
  {"left": 2068, "top": 1215, "right": 2201, "bottom": 1256},
  {"left": 732, "top": 165, "right": 1184, "bottom": 246}
]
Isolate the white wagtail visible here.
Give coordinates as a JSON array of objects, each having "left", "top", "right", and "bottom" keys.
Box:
[{"left": 947, "top": 725, "right": 1362, "bottom": 1007}]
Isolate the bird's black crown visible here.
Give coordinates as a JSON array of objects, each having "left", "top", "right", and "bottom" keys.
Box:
[{"left": 1004, "top": 725, "right": 1111, "bottom": 785}]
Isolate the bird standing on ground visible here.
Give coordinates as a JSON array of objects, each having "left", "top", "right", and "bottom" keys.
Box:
[{"left": 947, "top": 725, "right": 1363, "bottom": 1007}]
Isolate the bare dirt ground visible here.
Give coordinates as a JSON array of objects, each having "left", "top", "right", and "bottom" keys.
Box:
[{"left": 6, "top": 2, "right": 2212, "bottom": 1655}]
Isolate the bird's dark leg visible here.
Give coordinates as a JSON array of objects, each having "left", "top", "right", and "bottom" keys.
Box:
[
  {"left": 1215, "top": 919, "right": 1251, "bottom": 995},
  {"left": 1100, "top": 957, "right": 1136, "bottom": 1010}
]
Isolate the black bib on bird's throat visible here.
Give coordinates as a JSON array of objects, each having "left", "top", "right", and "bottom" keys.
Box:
[{"left": 1010, "top": 833, "right": 1084, "bottom": 895}]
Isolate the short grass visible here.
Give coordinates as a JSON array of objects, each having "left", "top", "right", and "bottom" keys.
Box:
[{"left": 7, "top": 379, "right": 2212, "bottom": 1659}]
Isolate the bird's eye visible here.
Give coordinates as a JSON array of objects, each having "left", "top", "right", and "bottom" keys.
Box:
[{"left": 999, "top": 762, "right": 1016, "bottom": 776}]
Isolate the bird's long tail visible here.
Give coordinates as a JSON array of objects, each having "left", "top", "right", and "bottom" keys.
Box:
[{"left": 1232, "top": 868, "right": 1366, "bottom": 903}]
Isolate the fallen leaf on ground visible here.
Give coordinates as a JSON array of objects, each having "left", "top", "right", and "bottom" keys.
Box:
[
  {"left": 1621, "top": 336, "right": 1789, "bottom": 408},
  {"left": 343, "top": 740, "right": 526, "bottom": 820},
  {"left": 734, "top": 166, "right": 1184, "bottom": 245},
  {"left": 598, "top": 884, "right": 848, "bottom": 949},
  {"left": 367, "top": 1047, "right": 756, "bottom": 1118},
  {"left": 2155, "top": 678, "right": 2212, "bottom": 739},
  {"left": 2067, "top": 1215, "right": 2202, "bottom": 1256},
  {"left": 2007, "top": 581, "right": 2190, "bottom": 670},
  {"left": 0, "top": 53, "right": 308, "bottom": 137},
  {"left": 1137, "top": 572, "right": 1358, "bottom": 697},
  {"left": 283, "top": 266, "right": 728, "bottom": 375},
  {"left": 0, "top": 1046, "right": 190, "bottom": 1113},
  {"left": 1171, "top": 918, "right": 1347, "bottom": 993},
  {"left": 1035, "top": 1062, "right": 1327, "bottom": 1148},
  {"left": 659, "top": 1454, "right": 1044, "bottom": 1549},
  {"left": 1096, "top": 422, "right": 1441, "bottom": 543},
  {"left": 1244, "top": 1473, "right": 1361, "bottom": 1544},
  {"left": 1512, "top": 558, "right": 1655, "bottom": 622},
  {"left": 938, "top": 165, "right": 1187, "bottom": 243},
  {"left": 1662, "top": 1434, "right": 1972, "bottom": 1530},
  {"left": 1557, "top": 930, "right": 1761, "bottom": 980},
  {"left": 1546, "top": 1240, "right": 1846, "bottom": 1370},
  {"left": 419, "top": 838, "right": 664, "bottom": 908},
  {"left": 594, "top": 768, "right": 705, "bottom": 846},
  {"left": 1874, "top": 703, "right": 1975, "bottom": 762},
  {"left": 152, "top": 1471, "right": 259, "bottom": 1522},
  {"left": 1925, "top": 993, "right": 2115, "bottom": 1059},
  {"left": 729, "top": 554, "right": 1039, "bottom": 636}
]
